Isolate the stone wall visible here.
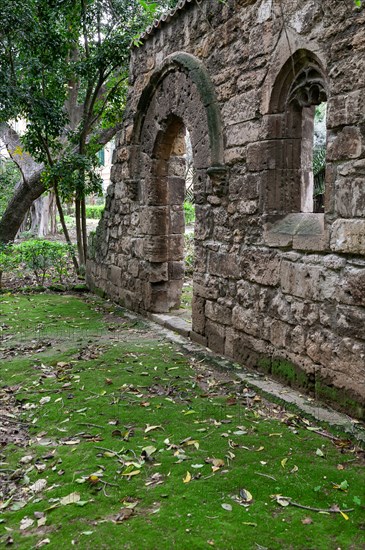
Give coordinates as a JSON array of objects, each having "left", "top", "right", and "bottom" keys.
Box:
[{"left": 87, "top": 0, "right": 365, "bottom": 417}]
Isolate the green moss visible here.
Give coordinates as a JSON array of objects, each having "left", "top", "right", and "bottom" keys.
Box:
[
  {"left": 257, "top": 356, "right": 364, "bottom": 420},
  {"left": 1, "top": 294, "right": 364, "bottom": 549}
]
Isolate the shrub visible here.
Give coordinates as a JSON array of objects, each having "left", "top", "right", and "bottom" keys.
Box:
[
  {"left": 85, "top": 204, "right": 104, "bottom": 219},
  {"left": 16, "top": 240, "right": 75, "bottom": 285},
  {"left": 0, "top": 244, "right": 20, "bottom": 289},
  {"left": 184, "top": 201, "right": 195, "bottom": 225}
]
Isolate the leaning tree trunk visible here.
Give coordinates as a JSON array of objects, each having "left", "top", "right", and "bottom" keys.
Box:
[
  {"left": 0, "top": 171, "right": 45, "bottom": 243},
  {"left": 0, "top": 123, "right": 44, "bottom": 244}
]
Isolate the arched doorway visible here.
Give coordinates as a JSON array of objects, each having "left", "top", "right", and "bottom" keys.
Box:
[{"left": 129, "top": 53, "right": 225, "bottom": 335}]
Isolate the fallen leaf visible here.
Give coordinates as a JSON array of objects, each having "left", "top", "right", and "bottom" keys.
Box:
[
  {"left": 141, "top": 445, "right": 157, "bottom": 457},
  {"left": 60, "top": 492, "right": 81, "bottom": 505},
  {"left": 183, "top": 472, "right": 192, "bottom": 483},
  {"left": 20, "top": 517, "right": 34, "bottom": 530},
  {"left": 39, "top": 397, "right": 51, "bottom": 405},
  {"left": 340, "top": 511, "right": 349, "bottom": 521},
  {"left": 35, "top": 539, "right": 50, "bottom": 548},
  {"left": 221, "top": 503, "right": 232, "bottom": 511},
  {"left": 242, "top": 522, "right": 257, "bottom": 527},
  {"left": 315, "top": 448, "right": 324, "bottom": 457},
  {"left": 281, "top": 458, "right": 288, "bottom": 468},
  {"left": 290, "top": 465, "right": 299, "bottom": 474},
  {"left": 115, "top": 508, "right": 134, "bottom": 522},
  {"left": 239, "top": 489, "right": 253, "bottom": 504},
  {"left": 145, "top": 425, "right": 162, "bottom": 433},
  {"left": 37, "top": 517, "right": 47, "bottom": 528},
  {"left": 29, "top": 479, "right": 47, "bottom": 493},
  {"left": 121, "top": 468, "right": 140, "bottom": 477},
  {"left": 19, "top": 455, "right": 33, "bottom": 464},
  {"left": 301, "top": 517, "right": 313, "bottom": 525}
]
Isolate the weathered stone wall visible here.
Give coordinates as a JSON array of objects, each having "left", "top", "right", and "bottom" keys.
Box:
[{"left": 87, "top": 0, "right": 365, "bottom": 417}]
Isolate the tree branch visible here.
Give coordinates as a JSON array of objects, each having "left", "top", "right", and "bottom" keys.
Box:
[{"left": 0, "top": 123, "right": 43, "bottom": 182}]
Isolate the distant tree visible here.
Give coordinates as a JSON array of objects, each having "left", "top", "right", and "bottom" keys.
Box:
[{"left": 0, "top": 0, "right": 166, "bottom": 268}]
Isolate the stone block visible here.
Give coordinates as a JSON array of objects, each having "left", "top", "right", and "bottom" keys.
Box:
[
  {"left": 109, "top": 265, "right": 122, "bottom": 286},
  {"left": 337, "top": 305, "right": 365, "bottom": 340},
  {"left": 169, "top": 206, "right": 185, "bottom": 234},
  {"left": 232, "top": 306, "right": 266, "bottom": 338},
  {"left": 270, "top": 319, "right": 291, "bottom": 349},
  {"left": 140, "top": 206, "right": 168, "bottom": 236},
  {"left": 142, "top": 176, "right": 168, "bottom": 206},
  {"left": 337, "top": 267, "right": 365, "bottom": 306},
  {"left": 330, "top": 219, "right": 365, "bottom": 255},
  {"left": 327, "top": 126, "right": 363, "bottom": 161},
  {"left": 206, "top": 319, "right": 225, "bottom": 354},
  {"left": 226, "top": 120, "right": 261, "bottom": 147},
  {"left": 240, "top": 247, "right": 280, "bottom": 286},
  {"left": 205, "top": 300, "right": 232, "bottom": 325},
  {"left": 327, "top": 90, "right": 364, "bottom": 128},
  {"left": 280, "top": 261, "right": 322, "bottom": 300},
  {"left": 143, "top": 236, "right": 168, "bottom": 262},
  {"left": 247, "top": 140, "right": 301, "bottom": 172},
  {"left": 208, "top": 251, "right": 241, "bottom": 278},
  {"left": 335, "top": 177, "right": 365, "bottom": 218},
  {"left": 192, "top": 295, "right": 206, "bottom": 334},
  {"left": 168, "top": 261, "right": 184, "bottom": 280},
  {"left": 148, "top": 262, "right": 168, "bottom": 283},
  {"left": 222, "top": 89, "right": 260, "bottom": 125},
  {"left": 168, "top": 176, "right": 186, "bottom": 205}
]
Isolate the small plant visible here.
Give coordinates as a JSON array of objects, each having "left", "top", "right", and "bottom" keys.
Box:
[
  {"left": 184, "top": 201, "right": 195, "bottom": 225},
  {"left": 85, "top": 204, "right": 105, "bottom": 219},
  {"left": 0, "top": 243, "right": 20, "bottom": 289},
  {"left": 16, "top": 239, "right": 75, "bottom": 286}
]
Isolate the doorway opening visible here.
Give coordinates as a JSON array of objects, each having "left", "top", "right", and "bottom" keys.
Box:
[{"left": 148, "top": 116, "right": 195, "bottom": 323}]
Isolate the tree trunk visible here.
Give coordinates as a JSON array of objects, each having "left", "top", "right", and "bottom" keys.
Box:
[
  {"left": 49, "top": 191, "right": 57, "bottom": 235},
  {"left": 54, "top": 184, "right": 79, "bottom": 274},
  {"left": 81, "top": 196, "right": 87, "bottom": 260},
  {"left": 75, "top": 197, "right": 85, "bottom": 267},
  {"left": 0, "top": 171, "right": 45, "bottom": 243},
  {"left": 30, "top": 195, "right": 50, "bottom": 237}
]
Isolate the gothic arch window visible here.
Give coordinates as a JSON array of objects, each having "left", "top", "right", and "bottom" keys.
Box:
[{"left": 267, "top": 50, "right": 328, "bottom": 216}]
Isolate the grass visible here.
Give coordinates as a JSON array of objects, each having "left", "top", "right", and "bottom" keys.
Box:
[{"left": 0, "top": 293, "right": 364, "bottom": 549}]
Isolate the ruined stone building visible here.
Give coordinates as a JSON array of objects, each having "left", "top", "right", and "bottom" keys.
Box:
[{"left": 87, "top": 0, "right": 365, "bottom": 417}]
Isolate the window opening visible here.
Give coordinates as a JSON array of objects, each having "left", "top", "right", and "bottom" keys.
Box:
[{"left": 313, "top": 102, "right": 327, "bottom": 213}]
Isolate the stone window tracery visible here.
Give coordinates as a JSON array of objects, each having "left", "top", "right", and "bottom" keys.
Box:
[{"left": 266, "top": 50, "right": 328, "bottom": 217}]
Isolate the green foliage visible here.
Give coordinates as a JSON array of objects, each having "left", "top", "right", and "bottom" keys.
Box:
[
  {"left": 16, "top": 239, "right": 74, "bottom": 285},
  {"left": 0, "top": 159, "right": 20, "bottom": 217},
  {"left": 0, "top": 0, "right": 162, "bottom": 217},
  {"left": 184, "top": 233, "right": 194, "bottom": 275},
  {"left": 0, "top": 240, "right": 76, "bottom": 287},
  {"left": 184, "top": 200, "right": 195, "bottom": 225},
  {"left": 0, "top": 243, "right": 20, "bottom": 288},
  {"left": 85, "top": 204, "right": 105, "bottom": 219}
]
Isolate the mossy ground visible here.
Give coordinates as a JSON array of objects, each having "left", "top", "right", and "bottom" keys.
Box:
[{"left": 0, "top": 293, "right": 364, "bottom": 549}]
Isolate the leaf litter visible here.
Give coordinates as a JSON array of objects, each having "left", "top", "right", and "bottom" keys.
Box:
[{"left": 0, "top": 293, "right": 364, "bottom": 548}]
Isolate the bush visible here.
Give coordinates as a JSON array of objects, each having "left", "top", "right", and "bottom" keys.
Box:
[
  {"left": 15, "top": 240, "right": 75, "bottom": 285},
  {"left": 184, "top": 201, "right": 195, "bottom": 225},
  {"left": 85, "top": 205, "right": 104, "bottom": 219},
  {"left": 17, "top": 240, "right": 73, "bottom": 285},
  {"left": 0, "top": 244, "right": 20, "bottom": 289}
]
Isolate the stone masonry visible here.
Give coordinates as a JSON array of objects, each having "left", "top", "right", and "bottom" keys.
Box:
[{"left": 87, "top": 0, "right": 365, "bottom": 417}]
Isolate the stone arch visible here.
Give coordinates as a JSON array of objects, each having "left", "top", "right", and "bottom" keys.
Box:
[
  {"left": 265, "top": 49, "right": 328, "bottom": 215},
  {"left": 130, "top": 53, "right": 225, "bottom": 315},
  {"left": 132, "top": 52, "right": 224, "bottom": 167}
]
